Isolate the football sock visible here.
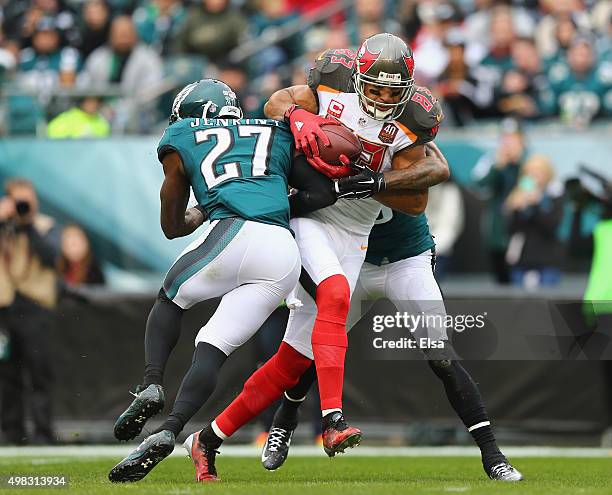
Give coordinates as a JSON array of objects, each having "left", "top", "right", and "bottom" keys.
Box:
[
  {"left": 272, "top": 393, "right": 304, "bottom": 430},
  {"left": 321, "top": 408, "right": 342, "bottom": 417},
  {"left": 155, "top": 342, "right": 227, "bottom": 437},
  {"left": 286, "top": 362, "right": 317, "bottom": 401},
  {"left": 198, "top": 423, "right": 223, "bottom": 449},
  {"left": 427, "top": 359, "right": 505, "bottom": 466},
  {"left": 273, "top": 363, "right": 318, "bottom": 428},
  {"left": 311, "top": 275, "right": 350, "bottom": 411},
  {"left": 215, "top": 342, "right": 312, "bottom": 437},
  {"left": 142, "top": 289, "right": 184, "bottom": 387}
]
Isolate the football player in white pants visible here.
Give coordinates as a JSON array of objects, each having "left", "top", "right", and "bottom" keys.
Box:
[
  {"left": 181, "top": 33, "right": 451, "bottom": 481},
  {"left": 260, "top": 151, "right": 524, "bottom": 481}
]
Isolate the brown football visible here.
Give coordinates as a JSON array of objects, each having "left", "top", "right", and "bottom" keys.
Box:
[{"left": 316, "top": 123, "right": 362, "bottom": 166}]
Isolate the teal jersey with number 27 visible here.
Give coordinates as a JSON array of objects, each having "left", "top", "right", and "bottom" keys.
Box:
[{"left": 157, "top": 117, "right": 293, "bottom": 229}]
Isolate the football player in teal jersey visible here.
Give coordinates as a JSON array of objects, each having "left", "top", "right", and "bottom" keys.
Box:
[
  {"left": 109, "top": 78, "right": 351, "bottom": 482},
  {"left": 261, "top": 143, "right": 523, "bottom": 482}
]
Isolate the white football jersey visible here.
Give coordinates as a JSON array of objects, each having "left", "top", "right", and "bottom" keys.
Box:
[{"left": 308, "top": 90, "right": 419, "bottom": 235}]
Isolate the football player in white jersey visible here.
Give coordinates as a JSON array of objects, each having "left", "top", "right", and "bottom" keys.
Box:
[
  {"left": 260, "top": 142, "right": 523, "bottom": 482},
  {"left": 180, "top": 33, "right": 455, "bottom": 481}
]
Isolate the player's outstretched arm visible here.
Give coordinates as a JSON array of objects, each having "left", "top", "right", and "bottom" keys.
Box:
[
  {"left": 374, "top": 143, "right": 448, "bottom": 215},
  {"left": 160, "top": 152, "right": 206, "bottom": 239},
  {"left": 383, "top": 143, "right": 450, "bottom": 191},
  {"left": 264, "top": 85, "right": 319, "bottom": 120}
]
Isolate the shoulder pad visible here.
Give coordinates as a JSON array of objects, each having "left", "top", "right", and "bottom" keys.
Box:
[
  {"left": 307, "top": 49, "right": 355, "bottom": 94},
  {"left": 157, "top": 119, "right": 193, "bottom": 163},
  {"left": 396, "top": 86, "right": 444, "bottom": 147}
]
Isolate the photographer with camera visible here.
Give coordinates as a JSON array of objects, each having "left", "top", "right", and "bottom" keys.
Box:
[
  {"left": 0, "top": 178, "right": 62, "bottom": 445},
  {"left": 504, "top": 155, "right": 565, "bottom": 289}
]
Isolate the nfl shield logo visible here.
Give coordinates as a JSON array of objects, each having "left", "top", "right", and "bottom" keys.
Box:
[{"left": 378, "top": 123, "right": 399, "bottom": 144}]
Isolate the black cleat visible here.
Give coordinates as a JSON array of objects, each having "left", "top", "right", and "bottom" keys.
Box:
[
  {"left": 113, "top": 384, "right": 164, "bottom": 441},
  {"left": 261, "top": 426, "right": 294, "bottom": 471},
  {"left": 487, "top": 460, "right": 524, "bottom": 481},
  {"left": 322, "top": 412, "right": 361, "bottom": 457},
  {"left": 108, "top": 430, "right": 175, "bottom": 483}
]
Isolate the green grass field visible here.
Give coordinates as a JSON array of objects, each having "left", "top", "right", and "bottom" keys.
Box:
[{"left": 1, "top": 455, "right": 612, "bottom": 495}]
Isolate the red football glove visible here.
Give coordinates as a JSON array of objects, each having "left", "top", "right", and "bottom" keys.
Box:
[
  {"left": 284, "top": 104, "right": 340, "bottom": 159},
  {"left": 307, "top": 154, "right": 357, "bottom": 179}
]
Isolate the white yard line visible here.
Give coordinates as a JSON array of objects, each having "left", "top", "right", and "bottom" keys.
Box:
[{"left": 0, "top": 445, "right": 610, "bottom": 459}]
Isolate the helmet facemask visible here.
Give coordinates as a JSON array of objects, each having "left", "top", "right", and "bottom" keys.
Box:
[
  {"left": 353, "top": 33, "right": 416, "bottom": 121},
  {"left": 353, "top": 71, "right": 414, "bottom": 121}
]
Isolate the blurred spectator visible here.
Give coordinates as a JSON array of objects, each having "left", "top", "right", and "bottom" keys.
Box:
[
  {"left": 346, "top": 0, "right": 401, "bottom": 47},
  {"left": 479, "top": 6, "right": 516, "bottom": 78},
  {"left": 397, "top": 0, "right": 421, "bottom": 42},
  {"left": 463, "top": 0, "right": 536, "bottom": 66},
  {"left": 104, "top": 0, "right": 139, "bottom": 16},
  {"left": 80, "top": 15, "right": 162, "bottom": 91},
  {"left": 595, "top": 9, "right": 611, "bottom": 59},
  {"left": 542, "top": 14, "right": 579, "bottom": 69},
  {"left": 18, "top": 17, "right": 80, "bottom": 93},
  {"left": 216, "top": 63, "right": 260, "bottom": 117},
  {"left": 496, "top": 37, "right": 548, "bottom": 119},
  {"left": 175, "top": 0, "right": 247, "bottom": 65},
  {"left": 535, "top": 0, "right": 592, "bottom": 60},
  {"left": 435, "top": 28, "right": 494, "bottom": 125},
  {"left": 248, "top": 0, "right": 302, "bottom": 75},
  {"left": 543, "top": 36, "right": 612, "bottom": 126},
  {"left": 79, "top": 15, "right": 163, "bottom": 131},
  {"left": 47, "top": 95, "right": 110, "bottom": 138},
  {"left": 57, "top": 223, "right": 105, "bottom": 286},
  {"left": 285, "top": 0, "right": 336, "bottom": 16},
  {"left": 3, "top": 0, "right": 79, "bottom": 49},
  {"left": 133, "top": 0, "right": 186, "bottom": 56},
  {"left": 426, "top": 179, "right": 465, "bottom": 281},
  {"left": 78, "top": 0, "right": 111, "bottom": 61},
  {"left": 301, "top": 25, "right": 350, "bottom": 65},
  {"left": 0, "top": 178, "right": 62, "bottom": 445},
  {"left": 0, "top": 39, "right": 19, "bottom": 85},
  {"left": 472, "top": 117, "right": 526, "bottom": 284},
  {"left": 504, "top": 154, "right": 564, "bottom": 289},
  {"left": 412, "top": 1, "right": 463, "bottom": 84},
  {"left": 591, "top": 0, "right": 612, "bottom": 36}
]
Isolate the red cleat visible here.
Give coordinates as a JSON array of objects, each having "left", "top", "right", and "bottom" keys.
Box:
[
  {"left": 182, "top": 431, "right": 220, "bottom": 482},
  {"left": 321, "top": 412, "right": 362, "bottom": 457}
]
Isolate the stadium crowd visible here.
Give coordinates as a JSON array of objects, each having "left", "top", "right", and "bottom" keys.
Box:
[{"left": 0, "top": 0, "right": 610, "bottom": 134}]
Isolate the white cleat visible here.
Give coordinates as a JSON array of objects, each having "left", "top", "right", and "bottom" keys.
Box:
[
  {"left": 182, "top": 432, "right": 196, "bottom": 457},
  {"left": 488, "top": 461, "right": 524, "bottom": 481}
]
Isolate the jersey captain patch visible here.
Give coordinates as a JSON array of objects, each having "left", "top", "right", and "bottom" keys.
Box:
[
  {"left": 378, "top": 123, "right": 399, "bottom": 144},
  {"left": 327, "top": 100, "right": 345, "bottom": 118}
]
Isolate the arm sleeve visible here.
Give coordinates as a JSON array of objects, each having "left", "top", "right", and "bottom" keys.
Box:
[{"left": 288, "top": 154, "right": 337, "bottom": 217}]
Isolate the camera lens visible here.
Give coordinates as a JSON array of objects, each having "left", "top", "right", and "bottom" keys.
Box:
[{"left": 15, "top": 200, "right": 31, "bottom": 216}]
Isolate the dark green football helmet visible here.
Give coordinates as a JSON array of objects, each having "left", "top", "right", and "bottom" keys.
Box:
[{"left": 169, "top": 78, "right": 243, "bottom": 124}]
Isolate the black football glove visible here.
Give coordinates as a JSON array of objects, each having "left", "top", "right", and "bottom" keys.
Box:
[{"left": 334, "top": 167, "right": 386, "bottom": 200}]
